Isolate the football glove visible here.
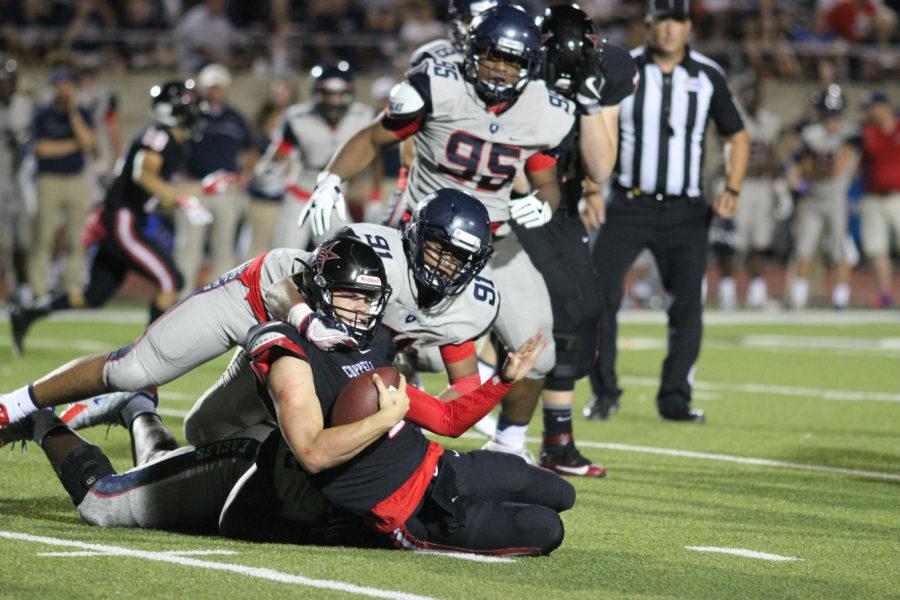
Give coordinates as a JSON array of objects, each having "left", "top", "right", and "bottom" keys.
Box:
[
  {"left": 298, "top": 171, "right": 346, "bottom": 237},
  {"left": 177, "top": 195, "right": 214, "bottom": 226},
  {"left": 288, "top": 303, "right": 358, "bottom": 351},
  {"left": 509, "top": 194, "right": 553, "bottom": 229},
  {"left": 575, "top": 52, "right": 607, "bottom": 116}
]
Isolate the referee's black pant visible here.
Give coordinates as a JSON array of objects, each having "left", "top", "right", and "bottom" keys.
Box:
[{"left": 590, "top": 188, "right": 712, "bottom": 418}]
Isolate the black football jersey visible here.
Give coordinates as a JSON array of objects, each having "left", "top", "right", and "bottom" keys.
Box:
[
  {"left": 247, "top": 321, "right": 431, "bottom": 517},
  {"left": 104, "top": 123, "right": 186, "bottom": 215}
]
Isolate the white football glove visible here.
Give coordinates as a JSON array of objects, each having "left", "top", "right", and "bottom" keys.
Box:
[
  {"left": 509, "top": 194, "right": 553, "bottom": 229},
  {"left": 177, "top": 195, "right": 214, "bottom": 226},
  {"left": 201, "top": 169, "right": 240, "bottom": 195},
  {"left": 298, "top": 171, "right": 347, "bottom": 237},
  {"left": 288, "top": 303, "right": 358, "bottom": 351}
]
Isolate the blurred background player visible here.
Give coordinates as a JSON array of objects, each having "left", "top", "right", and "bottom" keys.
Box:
[
  {"left": 175, "top": 63, "right": 255, "bottom": 296},
  {"left": 257, "top": 62, "right": 380, "bottom": 250},
  {"left": 9, "top": 80, "right": 211, "bottom": 354},
  {"left": 0, "top": 59, "right": 34, "bottom": 305},
  {"left": 789, "top": 84, "right": 861, "bottom": 309},
  {"left": 857, "top": 90, "right": 900, "bottom": 309},
  {"left": 714, "top": 73, "right": 785, "bottom": 310}
]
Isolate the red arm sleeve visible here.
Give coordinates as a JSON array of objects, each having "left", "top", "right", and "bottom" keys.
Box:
[
  {"left": 405, "top": 376, "right": 513, "bottom": 437},
  {"left": 525, "top": 153, "right": 556, "bottom": 173}
]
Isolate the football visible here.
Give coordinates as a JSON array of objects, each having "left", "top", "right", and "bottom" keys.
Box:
[{"left": 330, "top": 367, "right": 402, "bottom": 427}]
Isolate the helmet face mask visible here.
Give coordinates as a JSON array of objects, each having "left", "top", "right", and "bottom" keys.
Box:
[
  {"left": 297, "top": 237, "right": 392, "bottom": 347},
  {"left": 150, "top": 79, "right": 207, "bottom": 132},
  {"left": 404, "top": 189, "right": 493, "bottom": 303},
  {"left": 310, "top": 63, "right": 353, "bottom": 124},
  {"left": 464, "top": 4, "right": 541, "bottom": 104}
]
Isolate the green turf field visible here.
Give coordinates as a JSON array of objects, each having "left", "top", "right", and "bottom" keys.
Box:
[{"left": 1, "top": 307, "right": 898, "bottom": 599}]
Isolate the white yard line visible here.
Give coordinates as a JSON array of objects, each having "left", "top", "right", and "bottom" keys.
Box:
[
  {"left": 685, "top": 546, "right": 804, "bottom": 561},
  {"left": 619, "top": 375, "right": 900, "bottom": 403},
  {"left": 1, "top": 532, "right": 442, "bottom": 600},
  {"left": 38, "top": 549, "right": 239, "bottom": 557}
]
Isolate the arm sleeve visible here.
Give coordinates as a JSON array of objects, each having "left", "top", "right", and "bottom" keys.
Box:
[
  {"left": 707, "top": 67, "right": 744, "bottom": 137},
  {"left": 404, "top": 376, "right": 513, "bottom": 437},
  {"left": 600, "top": 44, "right": 639, "bottom": 107}
]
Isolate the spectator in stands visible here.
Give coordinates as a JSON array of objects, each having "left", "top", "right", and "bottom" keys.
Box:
[
  {"left": 858, "top": 90, "right": 900, "bottom": 308},
  {"left": 28, "top": 65, "right": 95, "bottom": 305},
  {"left": 176, "top": 63, "right": 255, "bottom": 296},
  {"left": 173, "top": 0, "right": 239, "bottom": 71},
  {"left": 116, "top": 0, "right": 172, "bottom": 71},
  {"left": 399, "top": 0, "right": 445, "bottom": 56},
  {"left": 61, "top": 0, "right": 117, "bottom": 58},
  {"left": 308, "top": 0, "right": 367, "bottom": 67}
]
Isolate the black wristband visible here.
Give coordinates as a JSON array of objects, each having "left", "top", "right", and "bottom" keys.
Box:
[{"left": 725, "top": 186, "right": 740, "bottom": 196}]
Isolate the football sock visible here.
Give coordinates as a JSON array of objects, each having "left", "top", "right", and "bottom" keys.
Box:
[
  {"left": 1, "top": 385, "right": 39, "bottom": 425},
  {"left": 494, "top": 414, "right": 528, "bottom": 448},
  {"left": 542, "top": 404, "right": 573, "bottom": 437},
  {"left": 832, "top": 282, "right": 850, "bottom": 308},
  {"left": 791, "top": 277, "right": 809, "bottom": 309},
  {"left": 121, "top": 392, "right": 159, "bottom": 429},
  {"left": 717, "top": 277, "right": 737, "bottom": 310}
]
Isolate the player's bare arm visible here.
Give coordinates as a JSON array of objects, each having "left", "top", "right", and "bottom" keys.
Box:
[
  {"left": 133, "top": 148, "right": 198, "bottom": 209},
  {"left": 269, "top": 356, "right": 408, "bottom": 474},
  {"left": 526, "top": 163, "right": 562, "bottom": 212},
  {"left": 578, "top": 111, "right": 616, "bottom": 183},
  {"left": 325, "top": 118, "right": 402, "bottom": 182}
]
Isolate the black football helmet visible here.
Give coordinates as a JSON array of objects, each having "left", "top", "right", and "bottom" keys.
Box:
[
  {"left": 404, "top": 188, "right": 493, "bottom": 303},
  {"left": 150, "top": 79, "right": 205, "bottom": 131},
  {"left": 449, "top": 0, "right": 508, "bottom": 51},
  {"left": 811, "top": 84, "right": 845, "bottom": 118},
  {"left": 310, "top": 62, "right": 353, "bottom": 124},
  {"left": 295, "top": 236, "right": 392, "bottom": 346},
  {"left": 464, "top": 4, "right": 542, "bottom": 104},
  {"left": 538, "top": 4, "right": 600, "bottom": 98}
]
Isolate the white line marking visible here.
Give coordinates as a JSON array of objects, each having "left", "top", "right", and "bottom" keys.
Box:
[
  {"left": 1, "top": 532, "right": 441, "bottom": 600},
  {"left": 619, "top": 375, "right": 900, "bottom": 403},
  {"left": 423, "top": 551, "right": 516, "bottom": 563},
  {"left": 543, "top": 439, "right": 900, "bottom": 481},
  {"left": 38, "top": 549, "right": 239, "bottom": 557},
  {"left": 685, "top": 546, "right": 804, "bottom": 561}
]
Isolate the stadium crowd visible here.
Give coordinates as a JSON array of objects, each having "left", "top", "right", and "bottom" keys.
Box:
[{"left": 0, "top": 0, "right": 899, "bottom": 555}]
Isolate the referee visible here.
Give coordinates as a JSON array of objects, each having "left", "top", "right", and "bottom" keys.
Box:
[{"left": 585, "top": 0, "right": 749, "bottom": 423}]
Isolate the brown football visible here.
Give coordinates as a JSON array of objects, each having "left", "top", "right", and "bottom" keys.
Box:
[{"left": 330, "top": 367, "right": 402, "bottom": 427}]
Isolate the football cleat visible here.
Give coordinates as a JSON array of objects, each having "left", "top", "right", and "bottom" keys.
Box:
[
  {"left": 9, "top": 301, "right": 32, "bottom": 356},
  {"left": 658, "top": 407, "right": 706, "bottom": 424},
  {"left": 0, "top": 418, "right": 32, "bottom": 451},
  {"left": 539, "top": 433, "right": 606, "bottom": 477},
  {"left": 583, "top": 396, "right": 620, "bottom": 421},
  {"left": 481, "top": 438, "right": 536, "bottom": 465},
  {"left": 61, "top": 390, "right": 158, "bottom": 430}
]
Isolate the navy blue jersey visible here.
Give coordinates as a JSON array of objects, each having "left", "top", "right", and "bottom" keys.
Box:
[
  {"left": 32, "top": 103, "right": 94, "bottom": 174},
  {"left": 185, "top": 105, "right": 252, "bottom": 177},
  {"left": 105, "top": 123, "right": 185, "bottom": 216},
  {"left": 247, "top": 321, "right": 432, "bottom": 517}
]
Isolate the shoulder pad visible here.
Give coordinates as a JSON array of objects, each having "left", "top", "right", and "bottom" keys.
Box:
[
  {"left": 387, "top": 81, "right": 426, "bottom": 118},
  {"left": 247, "top": 321, "right": 306, "bottom": 362}
]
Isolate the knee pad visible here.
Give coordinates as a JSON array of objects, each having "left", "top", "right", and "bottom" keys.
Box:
[{"left": 58, "top": 444, "right": 116, "bottom": 506}]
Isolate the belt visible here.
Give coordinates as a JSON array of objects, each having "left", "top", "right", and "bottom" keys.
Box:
[{"left": 613, "top": 183, "right": 702, "bottom": 203}]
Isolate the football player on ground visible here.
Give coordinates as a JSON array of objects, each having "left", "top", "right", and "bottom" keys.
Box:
[
  {"left": 9, "top": 80, "right": 212, "bottom": 355},
  {"left": 256, "top": 62, "right": 380, "bottom": 250},
  {"left": 1, "top": 237, "right": 570, "bottom": 555},
  {"left": 246, "top": 236, "right": 571, "bottom": 555},
  {"left": 504, "top": 3, "right": 637, "bottom": 476},
  {"left": 0, "top": 190, "right": 498, "bottom": 450},
  {"left": 299, "top": 4, "right": 578, "bottom": 465},
  {"left": 183, "top": 188, "right": 500, "bottom": 445}
]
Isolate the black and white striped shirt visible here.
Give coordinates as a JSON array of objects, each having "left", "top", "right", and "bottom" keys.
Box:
[{"left": 616, "top": 46, "right": 744, "bottom": 198}]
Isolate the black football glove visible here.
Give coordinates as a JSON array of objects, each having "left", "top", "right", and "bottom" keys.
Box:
[{"left": 575, "top": 49, "right": 607, "bottom": 116}]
